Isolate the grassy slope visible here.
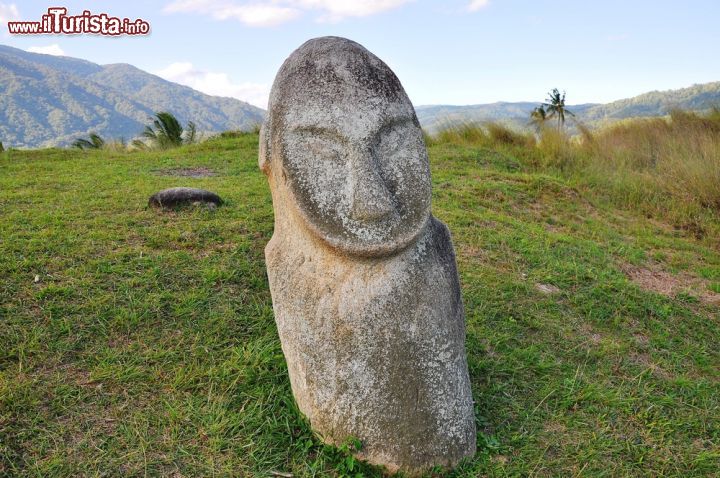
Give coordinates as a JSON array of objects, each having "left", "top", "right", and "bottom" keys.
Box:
[{"left": 0, "top": 135, "right": 718, "bottom": 477}]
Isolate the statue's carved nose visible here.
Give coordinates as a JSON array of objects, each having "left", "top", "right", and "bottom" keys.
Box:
[{"left": 349, "top": 150, "right": 394, "bottom": 221}]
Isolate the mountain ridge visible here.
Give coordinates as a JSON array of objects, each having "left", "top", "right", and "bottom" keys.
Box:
[
  {"left": 0, "top": 44, "right": 265, "bottom": 148},
  {"left": 416, "top": 82, "right": 720, "bottom": 132},
  {"left": 2, "top": 44, "right": 719, "bottom": 146}
]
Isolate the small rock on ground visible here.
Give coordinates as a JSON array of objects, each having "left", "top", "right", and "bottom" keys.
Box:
[{"left": 148, "top": 187, "right": 222, "bottom": 209}]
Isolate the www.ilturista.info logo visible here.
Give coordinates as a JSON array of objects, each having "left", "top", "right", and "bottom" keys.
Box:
[{"left": 8, "top": 8, "right": 150, "bottom": 36}]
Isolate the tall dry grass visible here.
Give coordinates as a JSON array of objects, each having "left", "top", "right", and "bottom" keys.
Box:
[
  {"left": 576, "top": 109, "right": 720, "bottom": 236},
  {"left": 429, "top": 111, "right": 720, "bottom": 239},
  {"left": 426, "top": 121, "right": 535, "bottom": 148}
]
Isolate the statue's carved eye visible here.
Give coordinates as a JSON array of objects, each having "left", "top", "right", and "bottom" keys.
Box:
[
  {"left": 373, "top": 120, "right": 423, "bottom": 197},
  {"left": 307, "top": 137, "right": 344, "bottom": 163},
  {"left": 290, "top": 129, "right": 345, "bottom": 165},
  {"left": 374, "top": 120, "right": 412, "bottom": 157}
]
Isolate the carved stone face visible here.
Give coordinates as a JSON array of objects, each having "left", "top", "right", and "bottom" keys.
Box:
[{"left": 262, "top": 37, "right": 432, "bottom": 257}]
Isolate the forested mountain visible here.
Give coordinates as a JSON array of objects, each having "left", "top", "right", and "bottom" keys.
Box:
[
  {"left": 417, "top": 82, "right": 720, "bottom": 132},
  {"left": 0, "top": 45, "right": 265, "bottom": 148}
]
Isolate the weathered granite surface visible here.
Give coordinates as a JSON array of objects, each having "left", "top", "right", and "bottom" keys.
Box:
[
  {"left": 148, "top": 187, "right": 222, "bottom": 209},
  {"left": 260, "top": 36, "right": 476, "bottom": 475}
]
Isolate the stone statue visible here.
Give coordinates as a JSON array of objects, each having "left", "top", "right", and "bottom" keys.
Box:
[{"left": 260, "top": 36, "right": 476, "bottom": 475}]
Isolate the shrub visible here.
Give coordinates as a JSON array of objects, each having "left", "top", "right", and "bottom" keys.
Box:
[
  {"left": 72, "top": 132, "right": 105, "bottom": 150},
  {"left": 138, "top": 112, "right": 197, "bottom": 149},
  {"left": 486, "top": 122, "right": 534, "bottom": 147},
  {"left": 433, "top": 122, "right": 489, "bottom": 146}
]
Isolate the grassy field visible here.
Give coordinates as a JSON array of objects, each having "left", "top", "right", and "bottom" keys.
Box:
[
  {"left": 1, "top": 132, "right": 719, "bottom": 477},
  {"left": 429, "top": 109, "right": 720, "bottom": 245}
]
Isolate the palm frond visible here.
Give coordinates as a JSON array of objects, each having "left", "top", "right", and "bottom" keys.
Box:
[
  {"left": 138, "top": 112, "right": 195, "bottom": 149},
  {"left": 89, "top": 133, "right": 105, "bottom": 149},
  {"left": 131, "top": 139, "right": 149, "bottom": 150},
  {"left": 72, "top": 132, "right": 105, "bottom": 150},
  {"left": 185, "top": 121, "right": 197, "bottom": 144},
  {"left": 141, "top": 125, "right": 158, "bottom": 140}
]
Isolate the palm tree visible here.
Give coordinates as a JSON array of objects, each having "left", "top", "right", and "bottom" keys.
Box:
[
  {"left": 141, "top": 112, "right": 184, "bottom": 148},
  {"left": 185, "top": 121, "right": 197, "bottom": 144},
  {"left": 139, "top": 112, "right": 198, "bottom": 149},
  {"left": 72, "top": 132, "right": 105, "bottom": 150},
  {"left": 530, "top": 105, "right": 548, "bottom": 130},
  {"left": 543, "top": 89, "right": 575, "bottom": 130}
]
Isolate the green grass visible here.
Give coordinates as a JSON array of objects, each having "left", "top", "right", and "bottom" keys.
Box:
[
  {"left": 1, "top": 133, "right": 718, "bottom": 477},
  {"left": 431, "top": 110, "right": 720, "bottom": 244}
]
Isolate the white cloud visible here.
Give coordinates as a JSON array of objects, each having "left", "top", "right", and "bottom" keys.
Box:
[
  {"left": 164, "top": 1, "right": 300, "bottom": 27},
  {"left": 291, "top": 0, "right": 413, "bottom": 22},
  {"left": 0, "top": 2, "right": 20, "bottom": 36},
  {"left": 467, "top": 0, "right": 490, "bottom": 12},
  {"left": 27, "top": 44, "right": 65, "bottom": 56},
  {"left": 155, "top": 62, "right": 270, "bottom": 108},
  {"left": 163, "top": 0, "right": 412, "bottom": 26},
  {"left": 0, "top": 2, "right": 19, "bottom": 22}
]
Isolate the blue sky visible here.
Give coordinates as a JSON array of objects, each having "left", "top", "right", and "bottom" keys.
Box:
[{"left": 2, "top": 1, "right": 719, "bottom": 109}]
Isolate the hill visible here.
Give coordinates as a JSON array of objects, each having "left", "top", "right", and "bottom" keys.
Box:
[
  {"left": 0, "top": 45, "right": 265, "bottom": 148},
  {"left": 0, "top": 135, "right": 717, "bottom": 476},
  {"left": 2, "top": 43, "right": 718, "bottom": 145},
  {"left": 418, "top": 81, "right": 720, "bottom": 132},
  {"left": 416, "top": 102, "right": 598, "bottom": 132},
  {"left": 581, "top": 81, "right": 720, "bottom": 123}
]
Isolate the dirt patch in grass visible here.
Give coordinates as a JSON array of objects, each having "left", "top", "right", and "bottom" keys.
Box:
[
  {"left": 457, "top": 244, "right": 490, "bottom": 261},
  {"left": 633, "top": 333, "right": 650, "bottom": 346},
  {"left": 535, "top": 283, "right": 561, "bottom": 295},
  {"left": 630, "top": 352, "right": 672, "bottom": 380},
  {"left": 621, "top": 262, "right": 720, "bottom": 305},
  {"left": 153, "top": 167, "right": 218, "bottom": 178}
]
